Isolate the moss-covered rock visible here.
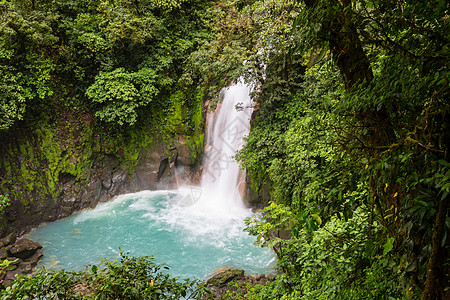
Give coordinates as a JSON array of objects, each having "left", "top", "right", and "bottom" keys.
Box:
[
  {"left": 0, "top": 121, "right": 203, "bottom": 236},
  {"left": 206, "top": 267, "right": 245, "bottom": 288}
]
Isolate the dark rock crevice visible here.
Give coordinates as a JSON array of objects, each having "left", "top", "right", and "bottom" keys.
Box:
[{"left": 157, "top": 158, "right": 169, "bottom": 182}]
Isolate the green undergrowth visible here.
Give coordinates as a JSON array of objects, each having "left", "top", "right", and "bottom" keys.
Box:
[{"left": 0, "top": 252, "right": 209, "bottom": 299}]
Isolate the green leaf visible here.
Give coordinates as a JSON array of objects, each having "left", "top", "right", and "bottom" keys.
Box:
[
  {"left": 311, "top": 213, "right": 322, "bottom": 226},
  {"left": 383, "top": 237, "right": 394, "bottom": 256}
]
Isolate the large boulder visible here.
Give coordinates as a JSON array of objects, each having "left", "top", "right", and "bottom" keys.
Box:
[
  {"left": 8, "top": 238, "right": 42, "bottom": 259},
  {"left": 206, "top": 267, "right": 244, "bottom": 288},
  {"left": 0, "top": 233, "right": 16, "bottom": 248},
  {"left": 24, "top": 248, "right": 43, "bottom": 268},
  {"left": 0, "top": 242, "right": 43, "bottom": 289},
  {"left": 0, "top": 236, "right": 43, "bottom": 289}
]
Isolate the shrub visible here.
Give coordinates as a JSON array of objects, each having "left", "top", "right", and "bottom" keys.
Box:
[{"left": 1, "top": 252, "right": 208, "bottom": 299}]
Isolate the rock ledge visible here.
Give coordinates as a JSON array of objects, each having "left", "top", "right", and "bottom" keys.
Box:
[{"left": 0, "top": 233, "right": 42, "bottom": 288}]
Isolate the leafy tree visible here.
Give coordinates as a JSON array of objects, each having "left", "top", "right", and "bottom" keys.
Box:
[
  {"left": 0, "top": 66, "right": 27, "bottom": 131},
  {"left": 86, "top": 67, "right": 158, "bottom": 126},
  {"left": 0, "top": 0, "right": 59, "bottom": 128},
  {"left": 235, "top": 0, "right": 449, "bottom": 298},
  {"left": 151, "top": 0, "right": 189, "bottom": 11}
]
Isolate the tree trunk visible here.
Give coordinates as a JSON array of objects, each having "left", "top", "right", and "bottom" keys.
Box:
[
  {"left": 304, "top": 0, "right": 395, "bottom": 147},
  {"left": 421, "top": 196, "right": 448, "bottom": 300},
  {"left": 319, "top": 3, "right": 373, "bottom": 91}
]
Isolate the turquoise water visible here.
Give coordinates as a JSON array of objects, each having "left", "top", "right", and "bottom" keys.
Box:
[{"left": 27, "top": 190, "right": 275, "bottom": 279}]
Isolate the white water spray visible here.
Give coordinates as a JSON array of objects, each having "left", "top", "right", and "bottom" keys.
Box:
[
  {"left": 169, "top": 81, "right": 254, "bottom": 231},
  {"left": 194, "top": 81, "right": 253, "bottom": 218}
]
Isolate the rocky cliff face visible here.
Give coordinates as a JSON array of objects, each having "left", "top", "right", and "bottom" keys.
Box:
[
  {"left": 243, "top": 172, "right": 271, "bottom": 210},
  {"left": 0, "top": 134, "right": 202, "bottom": 237}
]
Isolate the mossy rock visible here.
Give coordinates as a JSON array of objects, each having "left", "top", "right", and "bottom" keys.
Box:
[{"left": 206, "top": 268, "right": 244, "bottom": 288}]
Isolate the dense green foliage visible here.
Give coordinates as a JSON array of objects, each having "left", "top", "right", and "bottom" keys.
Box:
[
  {"left": 0, "top": 0, "right": 212, "bottom": 219},
  {"left": 86, "top": 67, "right": 159, "bottom": 126},
  {"left": 0, "top": 0, "right": 213, "bottom": 131},
  {"left": 1, "top": 252, "right": 208, "bottom": 299},
  {"left": 231, "top": 0, "right": 449, "bottom": 299}
]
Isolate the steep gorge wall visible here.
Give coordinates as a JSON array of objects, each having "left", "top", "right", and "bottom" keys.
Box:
[{"left": 0, "top": 119, "right": 203, "bottom": 236}]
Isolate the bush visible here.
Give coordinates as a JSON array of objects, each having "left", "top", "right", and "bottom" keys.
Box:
[
  {"left": 86, "top": 68, "right": 158, "bottom": 126},
  {"left": 1, "top": 252, "right": 208, "bottom": 299}
]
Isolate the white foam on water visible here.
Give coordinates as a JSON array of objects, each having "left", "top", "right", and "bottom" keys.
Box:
[{"left": 123, "top": 82, "right": 255, "bottom": 248}]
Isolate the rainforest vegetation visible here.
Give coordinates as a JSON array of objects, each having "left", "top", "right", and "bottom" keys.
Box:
[{"left": 0, "top": 0, "right": 449, "bottom": 299}]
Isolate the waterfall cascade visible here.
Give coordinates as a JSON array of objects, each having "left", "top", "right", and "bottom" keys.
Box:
[
  {"left": 27, "top": 81, "right": 275, "bottom": 279},
  {"left": 184, "top": 81, "right": 253, "bottom": 218},
  {"left": 202, "top": 82, "right": 253, "bottom": 198}
]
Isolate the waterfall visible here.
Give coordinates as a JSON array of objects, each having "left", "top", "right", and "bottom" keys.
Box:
[
  {"left": 196, "top": 81, "right": 253, "bottom": 217},
  {"left": 175, "top": 81, "right": 253, "bottom": 221},
  {"left": 27, "top": 81, "right": 276, "bottom": 278}
]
